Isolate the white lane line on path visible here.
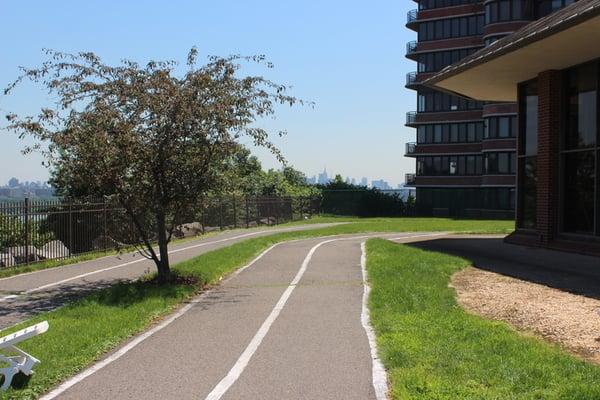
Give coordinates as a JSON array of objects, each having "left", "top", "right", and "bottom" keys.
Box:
[
  {"left": 38, "top": 243, "right": 282, "bottom": 400},
  {"left": 360, "top": 241, "right": 389, "bottom": 400},
  {"left": 203, "top": 235, "right": 376, "bottom": 400},
  {"left": 0, "top": 228, "right": 301, "bottom": 302}
]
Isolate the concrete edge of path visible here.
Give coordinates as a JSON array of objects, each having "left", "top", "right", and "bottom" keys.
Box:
[{"left": 360, "top": 241, "right": 390, "bottom": 400}]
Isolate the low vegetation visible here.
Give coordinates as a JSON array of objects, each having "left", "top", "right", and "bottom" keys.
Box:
[{"left": 366, "top": 239, "right": 600, "bottom": 399}]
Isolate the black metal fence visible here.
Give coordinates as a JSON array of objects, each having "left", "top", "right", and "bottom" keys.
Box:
[{"left": 0, "top": 196, "right": 320, "bottom": 268}]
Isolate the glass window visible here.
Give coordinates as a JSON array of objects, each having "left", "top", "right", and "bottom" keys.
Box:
[
  {"left": 563, "top": 151, "right": 595, "bottom": 233},
  {"left": 519, "top": 157, "right": 537, "bottom": 229},
  {"left": 499, "top": 0, "right": 510, "bottom": 21},
  {"left": 450, "top": 157, "right": 458, "bottom": 175},
  {"left": 450, "top": 124, "right": 459, "bottom": 142},
  {"left": 518, "top": 80, "right": 538, "bottom": 229},
  {"left": 522, "top": 82, "right": 538, "bottom": 156},
  {"left": 434, "top": 125, "right": 443, "bottom": 143},
  {"left": 566, "top": 63, "right": 597, "bottom": 149}
]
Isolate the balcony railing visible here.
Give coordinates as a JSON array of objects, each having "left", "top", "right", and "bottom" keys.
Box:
[
  {"left": 406, "top": 111, "right": 417, "bottom": 126},
  {"left": 405, "top": 142, "right": 417, "bottom": 155},
  {"left": 406, "top": 41, "right": 417, "bottom": 56},
  {"left": 405, "top": 174, "right": 416, "bottom": 186},
  {"left": 406, "top": 71, "right": 418, "bottom": 87},
  {"left": 407, "top": 9, "right": 418, "bottom": 25}
]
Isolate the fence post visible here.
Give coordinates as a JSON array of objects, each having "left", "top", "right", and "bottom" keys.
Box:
[
  {"left": 68, "top": 200, "right": 73, "bottom": 256},
  {"left": 103, "top": 200, "right": 108, "bottom": 253},
  {"left": 219, "top": 198, "right": 223, "bottom": 231},
  {"left": 233, "top": 196, "right": 237, "bottom": 229},
  {"left": 245, "top": 198, "right": 249, "bottom": 228},
  {"left": 24, "top": 197, "right": 30, "bottom": 265},
  {"left": 256, "top": 197, "right": 260, "bottom": 226}
]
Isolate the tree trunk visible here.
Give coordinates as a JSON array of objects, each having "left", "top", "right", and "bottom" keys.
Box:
[{"left": 156, "top": 213, "right": 171, "bottom": 284}]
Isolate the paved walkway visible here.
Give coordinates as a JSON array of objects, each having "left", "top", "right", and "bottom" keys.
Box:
[
  {"left": 37, "top": 232, "right": 446, "bottom": 400},
  {"left": 0, "top": 223, "right": 341, "bottom": 328}
]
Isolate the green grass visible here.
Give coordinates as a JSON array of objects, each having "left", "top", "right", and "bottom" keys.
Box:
[
  {"left": 0, "top": 218, "right": 514, "bottom": 399},
  {"left": 365, "top": 238, "right": 600, "bottom": 400},
  {"left": 288, "top": 216, "right": 514, "bottom": 234},
  {"left": 0, "top": 217, "right": 513, "bottom": 280}
]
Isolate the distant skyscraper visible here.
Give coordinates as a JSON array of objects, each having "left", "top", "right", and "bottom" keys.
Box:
[
  {"left": 317, "top": 168, "right": 329, "bottom": 185},
  {"left": 372, "top": 179, "right": 391, "bottom": 190},
  {"left": 360, "top": 177, "right": 368, "bottom": 187}
]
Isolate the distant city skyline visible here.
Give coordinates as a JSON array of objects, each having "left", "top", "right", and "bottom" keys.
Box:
[{"left": 305, "top": 168, "right": 408, "bottom": 188}]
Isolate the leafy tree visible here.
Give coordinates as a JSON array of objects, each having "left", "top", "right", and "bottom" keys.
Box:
[
  {"left": 4, "top": 49, "right": 304, "bottom": 283},
  {"left": 221, "top": 146, "right": 319, "bottom": 198}
]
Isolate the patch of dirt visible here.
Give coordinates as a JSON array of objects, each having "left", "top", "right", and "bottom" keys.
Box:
[{"left": 451, "top": 267, "right": 600, "bottom": 364}]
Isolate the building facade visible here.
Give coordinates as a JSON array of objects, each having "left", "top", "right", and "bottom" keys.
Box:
[
  {"left": 427, "top": 0, "right": 600, "bottom": 254},
  {"left": 405, "top": 0, "right": 576, "bottom": 218}
]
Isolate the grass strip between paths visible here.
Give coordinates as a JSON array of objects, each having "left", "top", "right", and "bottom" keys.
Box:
[
  {"left": 0, "top": 216, "right": 514, "bottom": 280},
  {"left": 0, "top": 218, "right": 513, "bottom": 399},
  {"left": 365, "top": 238, "right": 600, "bottom": 400}
]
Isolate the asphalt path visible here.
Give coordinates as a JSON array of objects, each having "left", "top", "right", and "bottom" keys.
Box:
[
  {"left": 37, "top": 232, "right": 447, "bottom": 400},
  {"left": 0, "top": 223, "right": 342, "bottom": 328}
]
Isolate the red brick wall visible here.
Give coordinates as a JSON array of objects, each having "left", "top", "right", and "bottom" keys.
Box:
[
  {"left": 415, "top": 110, "right": 483, "bottom": 124},
  {"left": 536, "top": 70, "right": 562, "bottom": 243},
  {"left": 418, "top": 4, "right": 484, "bottom": 20},
  {"left": 482, "top": 103, "right": 518, "bottom": 115},
  {"left": 416, "top": 36, "right": 483, "bottom": 53}
]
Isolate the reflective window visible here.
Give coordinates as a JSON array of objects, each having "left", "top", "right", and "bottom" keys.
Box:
[
  {"left": 417, "top": 48, "right": 481, "bottom": 73},
  {"left": 418, "top": 91, "right": 484, "bottom": 112},
  {"left": 563, "top": 151, "right": 595, "bottom": 233},
  {"left": 416, "top": 155, "right": 483, "bottom": 176},
  {"left": 561, "top": 61, "right": 599, "bottom": 235},
  {"left": 566, "top": 63, "right": 597, "bottom": 149},
  {"left": 485, "top": 115, "right": 518, "bottom": 138},
  {"left": 518, "top": 80, "right": 538, "bottom": 229},
  {"left": 418, "top": 15, "right": 484, "bottom": 41},
  {"left": 537, "top": 0, "right": 576, "bottom": 17},
  {"left": 417, "top": 122, "right": 484, "bottom": 144},
  {"left": 485, "top": 152, "right": 516, "bottom": 175},
  {"left": 485, "top": 0, "right": 530, "bottom": 24}
]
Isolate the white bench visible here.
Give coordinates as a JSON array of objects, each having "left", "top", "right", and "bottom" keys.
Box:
[{"left": 0, "top": 321, "right": 49, "bottom": 390}]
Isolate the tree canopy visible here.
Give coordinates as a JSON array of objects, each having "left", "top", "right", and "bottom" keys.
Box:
[{"left": 4, "top": 48, "right": 305, "bottom": 282}]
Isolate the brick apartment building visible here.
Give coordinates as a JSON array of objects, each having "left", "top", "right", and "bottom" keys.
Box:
[
  {"left": 427, "top": 0, "right": 600, "bottom": 254},
  {"left": 405, "top": 0, "right": 576, "bottom": 218}
]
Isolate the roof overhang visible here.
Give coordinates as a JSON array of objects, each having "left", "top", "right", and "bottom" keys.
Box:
[{"left": 425, "top": 1, "right": 600, "bottom": 102}]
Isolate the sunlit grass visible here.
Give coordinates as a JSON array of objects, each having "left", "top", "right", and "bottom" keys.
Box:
[{"left": 366, "top": 239, "right": 600, "bottom": 399}]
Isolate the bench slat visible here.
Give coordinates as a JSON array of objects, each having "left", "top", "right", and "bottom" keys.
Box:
[{"left": 0, "top": 321, "right": 49, "bottom": 349}]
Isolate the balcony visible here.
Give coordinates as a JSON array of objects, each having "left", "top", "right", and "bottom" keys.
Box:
[
  {"left": 406, "top": 9, "right": 418, "bottom": 30},
  {"left": 406, "top": 71, "right": 418, "bottom": 88},
  {"left": 405, "top": 173, "right": 416, "bottom": 186},
  {"left": 405, "top": 142, "right": 417, "bottom": 156},
  {"left": 406, "top": 111, "right": 417, "bottom": 126},
  {"left": 406, "top": 41, "right": 417, "bottom": 57}
]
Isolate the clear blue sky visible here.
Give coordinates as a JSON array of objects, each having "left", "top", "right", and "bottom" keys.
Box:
[{"left": 0, "top": 0, "right": 416, "bottom": 187}]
